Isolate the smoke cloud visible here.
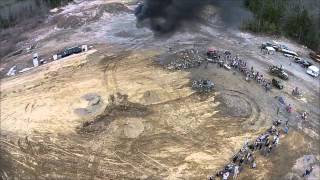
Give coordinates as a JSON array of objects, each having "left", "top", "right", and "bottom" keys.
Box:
[
  {"left": 135, "top": 0, "right": 252, "bottom": 34},
  {"left": 135, "top": 0, "right": 213, "bottom": 34}
]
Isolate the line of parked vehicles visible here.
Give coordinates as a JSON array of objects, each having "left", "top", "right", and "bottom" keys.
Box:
[{"left": 261, "top": 42, "right": 319, "bottom": 78}]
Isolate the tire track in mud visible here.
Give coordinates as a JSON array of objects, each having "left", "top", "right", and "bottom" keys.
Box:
[
  {"left": 2, "top": 61, "right": 264, "bottom": 179},
  {"left": 115, "top": 90, "right": 260, "bottom": 177},
  {"left": 104, "top": 60, "right": 120, "bottom": 94},
  {"left": 87, "top": 53, "right": 264, "bottom": 178},
  {"left": 93, "top": 55, "right": 161, "bottom": 177},
  {"left": 100, "top": 56, "right": 206, "bottom": 177},
  {"left": 218, "top": 89, "right": 261, "bottom": 126}
]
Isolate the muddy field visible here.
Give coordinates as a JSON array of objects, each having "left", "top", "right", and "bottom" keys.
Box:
[{"left": 0, "top": 0, "right": 319, "bottom": 179}]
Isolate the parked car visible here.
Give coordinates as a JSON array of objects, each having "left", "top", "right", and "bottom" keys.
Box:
[
  {"left": 300, "top": 60, "right": 313, "bottom": 68},
  {"left": 272, "top": 78, "right": 284, "bottom": 89},
  {"left": 294, "top": 57, "right": 303, "bottom": 63},
  {"left": 261, "top": 42, "right": 273, "bottom": 50},
  {"left": 284, "top": 53, "right": 294, "bottom": 58},
  {"left": 223, "top": 63, "right": 231, "bottom": 70},
  {"left": 307, "top": 65, "right": 319, "bottom": 77}
]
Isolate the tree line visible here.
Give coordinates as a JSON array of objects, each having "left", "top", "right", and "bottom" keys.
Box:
[
  {"left": 0, "top": 0, "right": 72, "bottom": 29},
  {"left": 243, "top": 0, "right": 320, "bottom": 51}
]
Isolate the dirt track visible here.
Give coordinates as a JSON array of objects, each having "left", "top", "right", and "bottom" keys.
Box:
[
  {"left": 1, "top": 47, "right": 319, "bottom": 179},
  {"left": 0, "top": 0, "right": 319, "bottom": 179}
]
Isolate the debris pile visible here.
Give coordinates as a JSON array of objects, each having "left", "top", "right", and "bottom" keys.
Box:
[
  {"left": 167, "top": 49, "right": 203, "bottom": 70},
  {"left": 192, "top": 79, "right": 214, "bottom": 93},
  {"left": 78, "top": 93, "right": 148, "bottom": 134}
]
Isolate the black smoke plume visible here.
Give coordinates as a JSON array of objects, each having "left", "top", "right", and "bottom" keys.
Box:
[{"left": 135, "top": 0, "right": 214, "bottom": 34}]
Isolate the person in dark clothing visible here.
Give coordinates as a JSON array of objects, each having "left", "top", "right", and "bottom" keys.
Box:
[
  {"left": 265, "top": 138, "right": 270, "bottom": 147},
  {"left": 258, "top": 142, "right": 263, "bottom": 150},
  {"left": 239, "top": 157, "right": 245, "bottom": 166},
  {"left": 267, "top": 144, "right": 273, "bottom": 154},
  {"left": 273, "top": 119, "right": 282, "bottom": 126},
  {"left": 302, "top": 166, "right": 313, "bottom": 177},
  {"left": 233, "top": 154, "right": 238, "bottom": 163},
  {"left": 248, "top": 144, "right": 255, "bottom": 151}
]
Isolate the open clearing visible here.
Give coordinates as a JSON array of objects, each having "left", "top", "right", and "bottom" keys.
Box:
[{"left": 0, "top": 0, "right": 319, "bottom": 179}]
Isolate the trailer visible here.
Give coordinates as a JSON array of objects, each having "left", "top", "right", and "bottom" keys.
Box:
[
  {"left": 53, "top": 45, "right": 88, "bottom": 60},
  {"left": 281, "top": 49, "right": 298, "bottom": 57}
]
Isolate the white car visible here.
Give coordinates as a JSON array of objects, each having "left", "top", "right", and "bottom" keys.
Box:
[
  {"left": 284, "top": 53, "right": 294, "bottom": 58},
  {"left": 223, "top": 63, "right": 231, "bottom": 70},
  {"left": 307, "top": 65, "right": 319, "bottom": 77}
]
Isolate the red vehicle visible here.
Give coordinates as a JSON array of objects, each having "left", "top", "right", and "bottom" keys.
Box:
[{"left": 207, "top": 48, "right": 220, "bottom": 60}]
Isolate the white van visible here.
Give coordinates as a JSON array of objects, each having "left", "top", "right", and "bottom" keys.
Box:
[{"left": 307, "top": 65, "right": 319, "bottom": 77}]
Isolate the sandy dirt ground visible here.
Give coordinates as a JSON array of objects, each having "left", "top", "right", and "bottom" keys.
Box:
[{"left": 0, "top": 0, "right": 319, "bottom": 179}]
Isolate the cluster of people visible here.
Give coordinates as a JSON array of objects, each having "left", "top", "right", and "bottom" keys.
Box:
[
  {"left": 209, "top": 123, "right": 283, "bottom": 180},
  {"left": 230, "top": 58, "right": 272, "bottom": 92},
  {"left": 207, "top": 50, "right": 272, "bottom": 92},
  {"left": 253, "top": 125, "right": 280, "bottom": 156}
]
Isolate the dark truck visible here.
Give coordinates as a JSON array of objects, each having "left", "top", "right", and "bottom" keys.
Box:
[
  {"left": 206, "top": 48, "right": 220, "bottom": 62},
  {"left": 272, "top": 78, "right": 284, "bottom": 89},
  {"left": 58, "top": 46, "right": 82, "bottom": 59},
  {"left": 269, "top": 65, "right": 289, "bottom": 80}
]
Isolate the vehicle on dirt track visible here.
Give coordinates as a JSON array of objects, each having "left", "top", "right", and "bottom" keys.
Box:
[
  {"left": 192, "top": 79, "right": 214, "bottom": 93},
  {"left": 269, "top": 65, "right": 289, "bottom": 80},
  {"left": 272, "top": 78, "right": 284, "bottom": 89}
]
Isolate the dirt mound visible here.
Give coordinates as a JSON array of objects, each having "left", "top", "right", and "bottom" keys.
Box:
[
  {"left": 53, "top": 2, "right": 132, "bottom": 29},
  {"left": 55, "top": 15, "right": 85, "bottom": 29},
  {"left": 77, "top": 93, "right": 150, "bottom": 134},
  {"left": 74, "top": 93, "right": 103, "bottom": 116},
  {"left": 99, "top": 3, "right": 132, "bottom": 14}
]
